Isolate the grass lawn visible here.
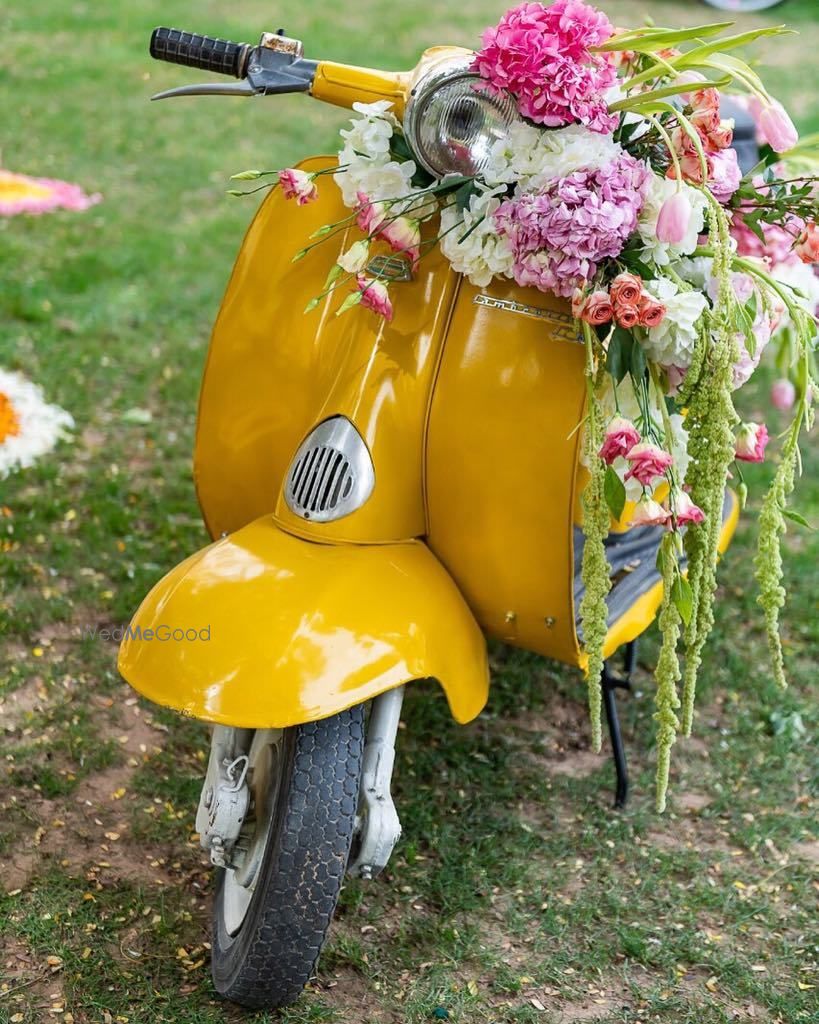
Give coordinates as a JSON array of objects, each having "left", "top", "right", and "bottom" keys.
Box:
[{"left": 1, "top": 1, "right": 817, "bottom": 1022}]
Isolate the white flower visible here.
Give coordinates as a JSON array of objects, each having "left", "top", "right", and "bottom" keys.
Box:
[
  {"left": 337, "top": 240, "right": 370, "bottom": 274},
  {"left": 439, "top": 186, "right": 515, "bottom": 288},
  {"left": 483, "top": 124, "right": 623, "bottom": 192},
  {"left": 637, "top": 174, "right": 707, "bottom": 267},
  {"left": 773, "top": 258, "right": 819, "bottom": 323},
  {"left": 339, "top": 101, "right": 396, "bottom": 159},
  {"left": 334, "top": 102, "right": 417, "bottom": 209},
  {"left": 0, "top": 369, "right": 74, "bottom": 478},
  {"left": 335, "top": 151, "right": 416, "bottom": 208},
  {"left": 640, "top": 279, "right": 709, "bottom": 367}
]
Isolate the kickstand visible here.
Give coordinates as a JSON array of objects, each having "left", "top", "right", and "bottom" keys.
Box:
[{"left": 601, "top": 640, "right": 637, "bottom": 809}]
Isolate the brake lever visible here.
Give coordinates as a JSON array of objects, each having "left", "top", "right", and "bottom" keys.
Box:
[{"left": 151, "top": 32, "right": 318, "bottom": 101}]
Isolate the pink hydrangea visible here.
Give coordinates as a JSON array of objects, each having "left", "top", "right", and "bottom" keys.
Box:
[
  {"left": 493, "top": 154, "right": 650, "bottom": 297},
  {"left": 472, "top": 1, "right": 618, "bottom": 134}
]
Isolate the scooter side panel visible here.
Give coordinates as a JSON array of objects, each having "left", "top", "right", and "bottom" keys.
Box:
[
  {"left": 425, "top": 280, "right": 587, "bottom": 667},
  {"left": 194, "top": 157, "right": 458, "bottom": 544},
  {"left": 117, "top": 516, "right": 489, "bottom": 727}
]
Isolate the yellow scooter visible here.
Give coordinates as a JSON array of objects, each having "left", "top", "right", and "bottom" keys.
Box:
[{"left": 118, "top": 23, "right": 739, "bottom": 1010}]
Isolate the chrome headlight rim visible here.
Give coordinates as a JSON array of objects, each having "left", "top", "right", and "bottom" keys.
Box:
[{"left": 403, "top": 56, "right": 520, "bottom": 179}]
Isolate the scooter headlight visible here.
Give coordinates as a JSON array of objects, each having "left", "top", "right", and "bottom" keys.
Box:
[{"left": 404, "top": 56, "right": 520, "bottom": 179}]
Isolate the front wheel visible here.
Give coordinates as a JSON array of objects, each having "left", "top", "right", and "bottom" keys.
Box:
[{"left": 211, "top": 706, "right": 365, "bottom": 1009}]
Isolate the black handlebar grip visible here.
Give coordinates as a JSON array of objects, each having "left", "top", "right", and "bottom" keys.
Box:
[{"left": 150, "top": 27, "right": 251, "bottom": 78}]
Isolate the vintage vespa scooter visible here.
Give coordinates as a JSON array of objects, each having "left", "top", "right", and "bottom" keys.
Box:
[{"left": 119, "top": 23, "right": 740, "bottom": 1009}]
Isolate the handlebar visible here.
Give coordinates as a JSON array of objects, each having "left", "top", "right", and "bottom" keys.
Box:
[{"left": 150, "top": 27, "right": 252, "bottom": 79}]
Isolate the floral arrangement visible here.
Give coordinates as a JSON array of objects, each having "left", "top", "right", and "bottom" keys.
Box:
[
  {"left": 0, "top": 369, "right": 74, "bottom": 478},
  {"left": 233, "top": 2, "right": 818, "bottom": 809},
  {"left": 0, "top": 169, "right": 100, "bottom": 216}
]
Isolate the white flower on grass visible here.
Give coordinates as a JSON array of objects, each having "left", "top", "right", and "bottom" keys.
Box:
[
  {"left": 484, "top": 123, "right": 623, "bottom": 192},
  {"left": 0, "top": 369, "right": 74, "bottom": 478},
  {"left": 637, "top": 174, "right": 708, "bottom": 267},
  {"left": 439, "top": 186, "right": 515, "bottom": 287},
  {"left": 640, "top": 279, "right": 709, "bottom": 367}
]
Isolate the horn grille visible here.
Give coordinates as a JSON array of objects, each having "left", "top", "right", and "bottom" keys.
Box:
[{"left": 284, "top": 417, "right": 374, "bottom": 522}]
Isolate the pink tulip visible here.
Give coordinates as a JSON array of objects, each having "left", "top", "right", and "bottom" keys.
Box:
[
  {"left": 771, "top": 379, "right": 796, "bottom": 411},
  {"left": 759, "top": 101, "right": 798, "bottom": 153},
  {"left": 656, "top": 191, "right": 692, "bottom": 245}
]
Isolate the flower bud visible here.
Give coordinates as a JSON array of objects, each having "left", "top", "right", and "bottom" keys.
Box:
[
  {"left": 759, "top": 101, "right": 799, "bottom": 153},
  {"left": 770, "top": 379, "right": 796, "bottom": 411},
  {"left": 656, "top": 192, "right": 692, "bottom": 245}
]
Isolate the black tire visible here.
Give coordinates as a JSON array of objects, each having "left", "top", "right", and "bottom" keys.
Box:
[{"left": 211, "top": 706, "right": 365, "bottom": 1009}]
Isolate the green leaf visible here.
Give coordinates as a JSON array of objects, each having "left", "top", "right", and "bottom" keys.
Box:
[
  {"left": 671, "top": 573, "right": 694, "bottom": 627},
  {"left": 782, "top": 509, "right": 814, "bottom": 530},
  {"left": 675, "top": 26, "right": 791, "bottom": 69},
  {"left": 630, "top": 339, "right": 648, "bottom": 381},
  {"left": 606, "top": 327, "right": 633, "bottom": 384},
  {"left": 323, "top": 263, "right": 343, "bottom": 289},
  {"left": 604, "top": 466, "right": 627, "bottom": 523},
  {"left": 455, "top": 180, "right": 478, "bottom": 213},
  {"left": 335, "top": 291, "right": 363, "bottom": 316},
  {"left": 594, "top": 22, "right": 734, "bottom": 53}
]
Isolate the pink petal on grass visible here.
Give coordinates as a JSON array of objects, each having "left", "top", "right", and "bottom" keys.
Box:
[{"left": 0, "top": 169, "right": 101, "bottom": 216}]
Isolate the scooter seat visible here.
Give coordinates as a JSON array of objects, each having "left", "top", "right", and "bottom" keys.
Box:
[{"left": 573, "top": 490, "right": 739, "bottom": 639}]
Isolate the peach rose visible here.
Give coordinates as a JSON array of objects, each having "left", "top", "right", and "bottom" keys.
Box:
[
  {"left": 609, "top": 273, "right": 643, "bottom": 307},
  {"left": 581, "top": 290, "right": 614, "bottom": 326},
  {"left": 638, "top": 296, "right": 667, "bottom": 329},
  {"left": 615, "top": 304, "right": 640, "bottom": 329}
]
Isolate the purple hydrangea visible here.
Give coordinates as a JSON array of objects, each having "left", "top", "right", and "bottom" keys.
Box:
[{"left": 493, "top": 153, "right": 651, "bottom": 297}]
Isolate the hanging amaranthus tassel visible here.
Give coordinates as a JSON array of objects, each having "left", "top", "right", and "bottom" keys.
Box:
[
  {"left": 680, "top": 199, "right": 740, "bottom": 737},
  {"left": 579, "top": 323, "right": 612, "bottom": 753},
  {"left": 654, "top": 533, "right": 683, "bottom": 812}
]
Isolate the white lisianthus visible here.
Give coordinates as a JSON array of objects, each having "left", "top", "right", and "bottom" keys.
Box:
[
  {"left": 439, "top": 186, "right": 515, "bottom": 288},
  {"left": 334, "top": 101, "right": 417, "bottom": 208},
  {"left": 637, "top": 174, "right": 707, "bottom": 266},
  {"left": 339, "top": 101, "right": 398, "bottom": 159},
  {"left": 337, "top": 240, "right": 370, "bottom": 274},
  {"left": 0, "top": 369, "right": 74, "bottom": 478},
  {"left": 640, "top": 279, "right": 709, "bottom": 367},
  {"left": 483, "top": 124, "right": 623, "bottom": 193}
]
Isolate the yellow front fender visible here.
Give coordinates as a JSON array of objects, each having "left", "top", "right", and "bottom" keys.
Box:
[{"left": 117, "top": 518, "right": 489, "bottom": 729}]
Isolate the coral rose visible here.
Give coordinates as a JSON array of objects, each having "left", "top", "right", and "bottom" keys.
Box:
[
  {"left": 581, "top": 290, "right": 614, "bottom": 326},
  {"left": 609, "top": 272, "right": 642, "bottom": 306},
  {"left": 638, "top": 296, "right": 667, "bottom": 329},
  {"left": 615, "top": 304, "right": 640, "bottom": 329},
  {"left": 625, "top": 442, "right": 674, "bottom": 486},
  {"left": 598, "top": 416, "right": 641, "bottom": 464}
]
